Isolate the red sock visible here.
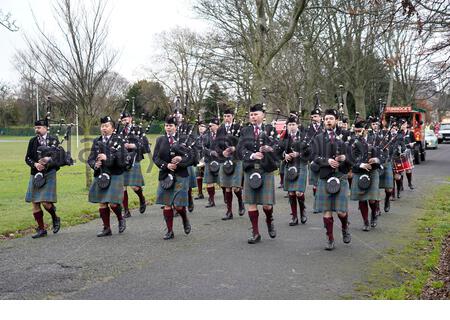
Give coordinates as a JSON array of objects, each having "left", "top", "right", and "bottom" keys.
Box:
[
  {"left": 222, "top": 187, "right": 227, "bottom": 203},
  {"left": 323, "top": 216, "right": 334, "bottom": 241},
  {"left": 289, "top": 194, "right": 298, "bottom": 218},
  {"left": 338, "top": 213, "right": 349, "bottom": 230},
  {"left": 359, "top": 201, "right": 369, "bottom": 223},
  {"left": 110, "top": 205, "right": 123, "bottom": 221},
  {"left": 133, "top": 187, "right": 145, "bottom": 204},
  {"left": 406, "top": 172, "right": 412, "bottom": 185},
  {"left": 280, "top": 173, "right": 284, "bottom": 186},
  {"left": 163, "top": 208, "right": 174, "bottom": 233},
  {"left": 122, "top": 190, "right": 129, "bottom": 211},
  {"left": 99, "top": 207, "right": 111, "bottom": 229},
  {"left": 385, "top": 190, "right": 392, "bottom": 199},
  {"left": 44, "top": 204, "right": 57, "bottom": 220},
  {"left": 234, "top": 189, "right": 243, "bottom": 203},
  {"left": 395, "top": 179, "right": 402, "bottom": 192},
  {"left": 197, "top": 177, "right": 203, "bottom": 195},
  {"left": 33, "top": 210, "right": 45, "bottom": 230},
  {"left": 263, "top": 206, "right": 273, "bottom": 224},
  {"left": 248, "top": 210, "right": 260, "bottom": 235},
  {"left": 369, "top": 201, "right": 378, "bottom": 217},
  {"left": 226, "top": 190, "right": 233, "bottom": 212},
  {"left": 188, "top": 188, "right": 193, "bottom": 205},
  {"left": 313, "top": 186, "right": 317, "bottom": 197},
  {"left": 207, "top": 186, "right": 215, "bottom": 200},
  {"left": 175, "top": 207, "right": 188, "bottom": 225},
  {"left": 297, "top": 194, "right": 305, "bottom": 216}
]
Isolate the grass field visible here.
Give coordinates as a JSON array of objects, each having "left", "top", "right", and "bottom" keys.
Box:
[{"left": 0, "top": 134, "right": 161, "bottom": 237}]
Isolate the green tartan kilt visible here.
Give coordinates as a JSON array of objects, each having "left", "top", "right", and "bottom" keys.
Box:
[
  {"left": 219, "top": 160, "right": 243, "bottom": 188},
  {"left": 89, "top": 174, "right": 124, "bottom": 204},
  {"left": 308, "top": 163, "right": 320, "bottom": 186},
  {"left": 350, "top": 170, "right": 380, "bottom": 201},
  {"left": 378, "top": 162, "right": 394, "bottom": 189},
  {"left": 283, "top": 162, "right": 308, "bottom": 192},
  {"left": 25, "top": 170, "right": 57, "bottom": 203},
  {"left": 188, "top": 166, "right": 197, "bottom": 189},
  {"left": 315, "top": 176, "right": 349, "bottom": 213},
  {"left": 123, "top": 162, "right": 145, "bottom": 187},
  {"left": 243, "top": 171, "right": 275, "bottom": 205},
  {"left": 204, "top": 162, "right": 220, "bottom": 184},
  {"left": 155, "top": 175, "right": 189, "bottom": 207}
]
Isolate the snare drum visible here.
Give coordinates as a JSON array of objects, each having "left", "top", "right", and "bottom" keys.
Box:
[{"left": 393, "top": 153, "right": 414, "bottom": 174}]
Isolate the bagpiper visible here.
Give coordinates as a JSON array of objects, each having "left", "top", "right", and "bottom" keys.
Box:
[
  {"left": 216, "top": 108, "right": 245, "bottom": 220},
  {"left": 25, "top": 119, "right": 62, "bottom": 238},
  {"left": 350, "top": 117, "right": 381, "bottom": 231},
  {"left": 88, "top": 116, "right": 127, "bottom": 237},
  {"left": 193, "top": 121, "right": 208, "bottom": 200},
  {"left": 120, "top": 112, "right": 149, "bottom": 218},
  {"left": 237, "top": 104, "right": 279, "bottom": 244},
  {"left": 311, "top": 108, "right": 352, "bottom": 250},
  {"left": 400, "top": 119, "right": 416, "bottom": 190},
  {"left": 153, "top": 115, "right": 194, "bottom": 240},
  {"left": 306, "top": 107, "right": 323, "bottom": 213},
  {"left": 202, "top": 118, "right": 221, "bottom": 208},
  {"left": 277, "top": 114, "right": 309, "bottom": 226}
]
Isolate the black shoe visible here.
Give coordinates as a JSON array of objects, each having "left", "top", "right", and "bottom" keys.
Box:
[
  {"left": 267, "top": 220, "right": 276, "bottom": 238},
  {"left": 139, "top": 201, "right": 147, "bottom": 214},
  {"left": 97, "top": 227, "right": 112, "bottom": 237},
  {"left": 194, "top": 194, "right": 204, "bottom": 200},
  {"left": 300, "top": 214, "right": 307, "bottom": 224},
  {"left": 278, "top": 184, "right": 284, "bottom": 189},
  {"left": 238, "top": 203, "right": 245, "bottom": 216},
  {"left": 188, "top": 202, "right": 194, "bottom": 212},
  {"left": 163, "top": 231, "right": 174, "bottom": 240},
  {"left": 408, "top": 183, "right": 415, "bottom": 190},
  {"left": 205, "top": 199, "right": 215, "bottom": 208},
  {"left": 248, "top": 233, "right": 261, "bottom": 244},
  {"left": 325, "top": 239, "right": 335, "bottom": 251},
  {"left": 384, "top": 197, "right": 390, "bottom": 213},
  {"left": 397, "top": 191, "right": 401, "bottom": 199},
  {"left": 52, "top": 217, "right": 61, "bottom": 234},
  {"left": 32, "top": 228, "right": 47, "bottom": 239},
  {"left": 222, "top": 211, "right": 233, "bottom": 220},
  {"left": 183, "top": 220, "right": 191, "bottom": 234},
  {"left": 370, "top": 216, "right": 378, "bottom": 228},
  {"left": 313, "top": 209, "right": 320, "bottom": 214},
  {"left": 289, "top": 216, "right": 298, "bottom": 226},
  {"left": 342, "top": 228, "right": 351, "bottom": 244},
  {"left": 118, "top": 219, "right": 126, "bottom": 233},
  {"left": 362, "top": 222, "right": 371, "bottom": 232},
  {"left": 123, "top": 210, "right": 131, "bottom": 218}
]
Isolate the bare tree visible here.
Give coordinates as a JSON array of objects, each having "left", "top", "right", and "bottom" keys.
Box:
[
  {"left": 14, "top": 0, "right": 118, "bottom": 188},
  {"left": 0, "top": 9, "right": 19, "bottom": 32}
]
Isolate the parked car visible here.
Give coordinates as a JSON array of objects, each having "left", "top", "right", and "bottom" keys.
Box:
[
  {"left": 425, "top": 130, "right": 438, "bottom": 149},
  {"left": 438, "top": 122, "right": 450, "bottom": 144}
]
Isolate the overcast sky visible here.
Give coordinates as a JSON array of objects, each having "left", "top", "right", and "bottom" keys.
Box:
[{"left": 0, "top": 0, "right": 208, "bottom": 86}]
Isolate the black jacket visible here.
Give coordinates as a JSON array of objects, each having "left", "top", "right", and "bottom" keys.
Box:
[
  {"left": 25, "top": 135, "right": 60, "bottom": 175},
  {"left": 350, "top": 135, "right": 381, "bottom": 174},
  {"left": 152, "top": 134, "right": 195, "bottom": 179},
  {"left": 203, "top": 130, "right": 220, "bottom": 164},
  {"left": 215, "top": 123, "right": 241, "bottom": 162},
  {"left": 276, "top": 128, "right": 310, "bottom": 167},
  {"left": 88, "top": 134, "right": 127, "bottom": 177},
  {"left": 237, "top": 124, "right": 279, "bottom": 173},
  {"left": 119, "top": 125, "right": 151, "bottom": 162}
]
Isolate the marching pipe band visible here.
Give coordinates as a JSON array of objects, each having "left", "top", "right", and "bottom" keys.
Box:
[{"left": 24, "top": 90, "right": 418, "bottom": 251}]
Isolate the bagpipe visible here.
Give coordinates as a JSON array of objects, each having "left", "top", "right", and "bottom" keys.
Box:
[{"left": 33, "top": 97, "right": 74, "bottom": 188}]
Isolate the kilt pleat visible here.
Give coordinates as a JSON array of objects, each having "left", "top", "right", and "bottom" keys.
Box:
[
  {"left": 314, "top": 176, "right": 349, "bottom": 213},
  {"left": 204, "top": 163, "right": 220, "bottom": 184},
  {"left": 25, "top": 170, "right": 57, "bottom": 203},
  {"left": 378, "top": 162, "right": 394, "bottom": 189},
  {"left": 89, "top": 174, "right": 124, "bottom": 204},
  {"left": 243, "top": 171, "right": 275, "bottom": 205},
  {"left": 155, "top": 175, "right": 189, "bottom": 207},
  {"left": 350, "top": 170, "right": 380, "bottom": 201},
  {"left": 219, "top": 160, "right": 243, "bottom": 188},
  {"left": 123, "top": 162, "right": 145, "bottom": 187},
  {"left": 283, "top": 162, "right": 308, "bottom": 192},
  {"left": 188, "top": 166, "right": 197, "bottom": 189}
]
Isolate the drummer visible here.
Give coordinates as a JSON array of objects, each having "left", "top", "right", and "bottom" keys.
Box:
[
  {"left": 401, "top": 120, "right": 416, "bottom": 190},
  {"left": 390, "top": 122, "right": 407, "bottom": 199}
]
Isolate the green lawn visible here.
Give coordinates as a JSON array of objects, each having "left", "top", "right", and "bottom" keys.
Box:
[{"left": 0, "top": 134, "right": 160, "bottom": 237}]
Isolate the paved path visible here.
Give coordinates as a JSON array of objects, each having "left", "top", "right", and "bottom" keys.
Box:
[{"left": 1, "top": 145, "right": 449, "bottom": 299}]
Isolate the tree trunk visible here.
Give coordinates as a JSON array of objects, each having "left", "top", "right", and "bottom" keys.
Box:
[
  {"left": 386, "top": 66, "right": 394, "bottom": 107},
  {"left": 353, "top": 85, "right": 366, "bottom": 119},
  {"left": 81, "top": 118, "right": 93, "bottom": 189}
]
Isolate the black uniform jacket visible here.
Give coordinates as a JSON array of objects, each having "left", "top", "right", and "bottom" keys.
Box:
[
  {"left": 215, "top": 123, "right": 241, "bottom": 162},
  {"left": 153, "top": 134, "right": 195, "bottom": 180},
  {"left": 88, "top": 134, "right": 127, "bottom": 177},
  {"left": 203, "top": 130, "right": 221, "bottom": 164},
  {"left": 120, "top": 125, "right": 151, "bottom": 162},
  {"left": 276, "top": 128, "right": 310, "bottom": 167},
  {"left": 25, "top": 134, "right": 60, "bottom": 175},
  {"left": 237, "top": 123, "right": 279, "bottom": 173},
  {"left": 350, "top": 135, "right": 381, "bottom": 174}
]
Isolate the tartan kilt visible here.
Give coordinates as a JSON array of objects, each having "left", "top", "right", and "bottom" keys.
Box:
[
  {"left": 350, "top": 170, "right": 380, "bottom": 201},
  {"left": 315, "top": 176, "right": 349, "bottom": 213},
  {"left": 89, "top": 174, "right": 124, "bottom": 204},
  {"left": 378, "top": 162, "right": 394, "bottom": 189},
  {"left": 155, "top": 175, "right": 189, "bottom": 207},
  {"left": 187, "top": 166, "right": 197, "bottom": 189},
  {"left": 204, "top": 162, "right": 220, "bottom": 184},
  {"left": 243, "top": 171, "right": 275, "bottom": 205},
  {"left": 219, "top": 160, "right": 243, "bottom": 188},
  {"left": 123, "top": 162, "right": 145, "bottom": 187},
  {"left": 283, "top": 162, "right": 308, "bottom": 192},
  {"left": 308, "top": 163, "right": 319, "bottom": 186},
  {"left": 25, "top": 170, "right": 57, "bottom": 203}
]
